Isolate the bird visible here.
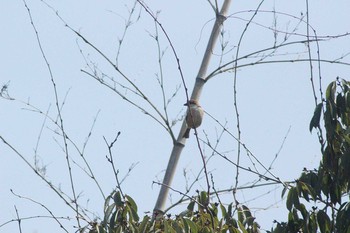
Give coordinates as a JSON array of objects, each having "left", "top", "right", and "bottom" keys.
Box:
[{"left": 183, "top": 99, "right": 204, "bottom": 138}]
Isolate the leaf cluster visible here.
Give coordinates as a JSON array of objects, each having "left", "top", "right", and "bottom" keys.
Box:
[
  {"left": 272, "top": 78, "right": 350, "bottom": 233},
  {"left": 85, "top": 191, "right": 260, "bottom": 233}
]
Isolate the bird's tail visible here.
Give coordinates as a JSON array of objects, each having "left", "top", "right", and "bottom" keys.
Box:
[{"left": 183, "top": 128, "right": 190, "bottom": 138}]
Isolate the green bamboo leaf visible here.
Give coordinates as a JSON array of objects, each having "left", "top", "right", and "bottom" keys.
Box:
[
  {"left": 125, "top": 194, "right": 138, "bottom": 212},
  {"left": 199, "top": 191, "right": 209, "bottom": 208},
  {"left": 209, "top": 203, "right": 218, "bottom": 216},
  {"left": 281, "top": 185, "right": 288, "bottom": 199},
  {"left": 329, "top": 183, "right": 341, "bottom": 205},
  {"left": 317, "top": 210, "right": 331, "bottom": 233},
  {"left": 184, "top": 219, "right": 198, "bottom": 233},
  {"left": 164, "top": 220, "right": 170, "bottom": 233},
  {"left": 104, "top": 203, "right": 116, "bottom": 225},
  {"left": 309, "top": 103, "right": 323, "bottom": 132},
  {"left": 298, "top": 181, "right": 316, "bottom": 201},
  {"left": 187, "top": 200, "right": 195, "bottom": 212},
  {"left": 115, "top": 225, "right": 122, "bottom": 233},
  {"left": 114, "top": 191, "right": 124, "bottom": 208},
  {"left": 296, "top": 203, "right": 308, "bottom": 220},
  {"left": 201, "top": 226, "right": 211, "bottom": 233},
  {"left": 104, "top": 193, "right": 112, "bottom": 209},
  {"left": 130, "top": 206, "right": 139, "bottom": 222},
  {"left": 346, "top": 92, "right": 350, "bottom": 108},
  {"left": 336, "top": 93, "right": 345, "bottom": 114},
  {"left": 126, "top": 204, "right": 139, "bottom": 222},
  {"left": 244, "top": 216, "right": 255, "bottom": 226},
  {"left": 182, "top": 218, "right": 189, "bottom": 232},
  {"left": 220, "top": 204, "right": 227, "bottom": 220},
  {"left": 326, "top": 81, "right": 336, "bottom": 101},
  {"left": 227, "top": 203, "right": 233, "bottom": 219},
  {"left": 238, "top": 206, "right": 244, "bottom": 223},
  {"left": 139, "top": 215, "right": 150, "bottom": 233},
  {"left": 172, "top": 221, "right": 184, "bottom": 233},
  {"left": 242, "top": 205, "right": 252, "bottom": 218},
  {"left": 238, "top": 220, "right": 248, "bottom": 233},
  {"left": 109, "top": 210, "right": 117, "bottom": 229},
  {"left": 308, "top": 213, "right": 317, "bottom": 233},
  {"left": 286, "top": 187, "right": 294, "bottom": 211}
]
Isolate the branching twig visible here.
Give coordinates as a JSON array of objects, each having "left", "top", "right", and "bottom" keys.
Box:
[
  {"left": 103, "top": 132, "right": 125, "bottom": 197},
  {"left": 114, "top": 0, "right": 140, "bottom": 66},
  {"left": 40, "top": 1, "right": 172, "bottom": 138},
  {"left": 305, "top": 0, "right": 317, "bottom": 107},
  {"left": 14, "top": 206, "right": 22, "bottom": 233},
  {"left": 22, "top": 0, "right": 81, "bottom": 228},
  {"left": 136, "top": 0, "right": 189, "bottom": 102},
  {"left": 0, "top": 215, "right": 70, "bottom": 229},
  {"left": 152, "top": 18, "right": 177, "bottom": 141},
  {"left": 0, "top": 136, "right": 87, "bottom": 221},
  {"left": 206, "top": 37, "right": 350, "bottom": 81},
  {"left": 204, "top": 109, "right": 286, "bottom": 186},
  {"left": 232, "top": 0, "right": 265, "bottom": 202},
  {"left": 11, "top": 190, "right": 69, "bottom": 232},
  {"left": 152, "top": 181, "right": 206, "bottom": 211}
]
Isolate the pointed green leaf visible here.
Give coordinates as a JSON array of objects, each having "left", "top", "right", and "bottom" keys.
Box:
[
  {"left": 326, "top": 81, "right": 336, "bottom": 102},
  {"left": 125, "top": 195, "right": 138, "bottom": 212},
  {"left": 220, "top": 204, "right": 227, "bottom": 219},
  {"left": 125, "top": 204, "right": 139, "bottom": 222},
  {"left": 346, "top": 92, "right": 350, "bottom": 109},
  {"left": 238, "top": 206, "right": 244, "bottom": 223},
  {"left": 227, "top": 203, "right": 233, "bottom": 217},
  {"left": 281, "top": 185, "right": 288, "bottom": 199},
  {"left": 317, "top": 210, "right": 331, "bottom": 233},
  {"left": 187, "top": 200, "right": 195, "bottom": 212},
  {"left": 139, "top": 215, "right": 150, "bottom": 233},
  {"left": 199, "top": 191, "right": 209, "bottom": 207},
  {"left": 109, "top": 210, "right": 117, "bottom": 229},
  {"left": 172, "top": 221, "right": 184, "bottom": 233},
  {"left": 184, "top": 219, "right": 198, "bottom": 233},
  {"left": 238, "top": 220, "right": 248, "bottom": 233},
  {"left": 182, "top": 218, "right": 189, "bottom": 232},
  {"left": 104, "top": 193, "right": 113, "bottom": 213},
  {"left": 286, "top": 187, "right": 294, "bottom": 211},
  {"left": 309, "top": 103, "right": 323, "bottom": 132},
  {"left": 164, "top": 219, "right": 170, "bottom": 233},
  {"left": 114, "top": 191, "right": 124, "bottom": 208},
  {"left": 242, "top": 205, "right": 252, "bottom": 218},
  {"left": 104, "top": 203, "right": 116, "bottom": 225},
  {"left": 308, "top": 212, "right": 317, "bottom": 233}
]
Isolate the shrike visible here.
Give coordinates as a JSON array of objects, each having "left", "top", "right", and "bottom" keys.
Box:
[{"left": 183, "top": 99, "right": 204, "bottom": 138}]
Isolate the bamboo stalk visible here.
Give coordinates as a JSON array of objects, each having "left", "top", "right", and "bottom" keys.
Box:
[{"left": 153, "top": 0, "right": 232, "bottom": 217}]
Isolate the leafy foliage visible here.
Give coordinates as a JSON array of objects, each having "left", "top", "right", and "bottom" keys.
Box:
[
  {"left": 86, "top": 191, "right": 260, "bottom": 233},
  {"left": 272, "top": 78, "right": 350, "bottom": 233}
]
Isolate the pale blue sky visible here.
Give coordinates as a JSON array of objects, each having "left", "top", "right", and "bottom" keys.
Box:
[{"left": 1, "top": 0, "right": 350, "bottom": 232}]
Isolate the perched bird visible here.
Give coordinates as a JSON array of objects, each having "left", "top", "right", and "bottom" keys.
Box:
[{"left": 183, "top": 99, "right": 204, "bottom": 138}]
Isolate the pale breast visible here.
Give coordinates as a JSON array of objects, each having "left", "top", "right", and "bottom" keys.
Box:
[{"left": 186, "top": 106, "right": 203, "bottom": 128}]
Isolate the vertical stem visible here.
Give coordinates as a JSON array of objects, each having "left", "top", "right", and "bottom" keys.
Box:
[{"left": 153, "top": 0, "right": 232, "bottom": 217}]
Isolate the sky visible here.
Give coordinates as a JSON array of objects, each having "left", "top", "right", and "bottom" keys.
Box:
[{"left": 1, "top": 0, "right": 350, "bottom": 232}]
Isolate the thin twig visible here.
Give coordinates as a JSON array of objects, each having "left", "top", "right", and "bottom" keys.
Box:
[
  {"left": 11, "top": 190, "right": 70, "bottom": 232},
  {"left": 22, "top": 0, "right": 81, "bottom": 228},
  {"left": 0, "top": 136, "right": 86, "bottom": 223},
  {"left": 305, "top": 0, "right": 317, "bottom": 107},
  {"left": 14, "top": 206, "right": 22, "bottom": 233},
  {"left": 103, "top": 132, "right": 125, "bottom": 197}
]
